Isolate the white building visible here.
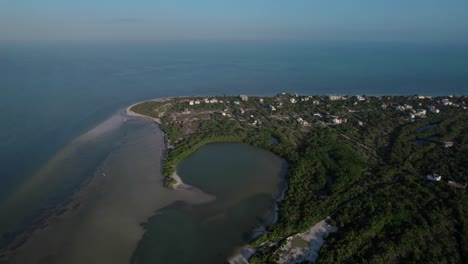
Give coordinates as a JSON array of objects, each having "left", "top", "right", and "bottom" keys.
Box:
[
  {"left": 331, "top": 116, "right": 347, "bottom": 124},
  {"left": 189, "top": 100, "right": 194, "bottom": 106},
  {"left": 290, "top": 98, "right": 297, "bottom": 104},
  {"left": 297, "top": 118, "right": 309, "bottom": 126},
  {"left": 328, "top": 95, "right": 344, "bottom": 101},
  {"left": 240, "top": 95, "right": 249, "bottom": 101},
  {"left": 209, "top": 98, "right": 218, "bottom": 104},
  {"left": 426, "top": 174, "right": 442, "bottom": 181},
  {"left": 441, "top": 99, "right": 453, "bottom": 106}
]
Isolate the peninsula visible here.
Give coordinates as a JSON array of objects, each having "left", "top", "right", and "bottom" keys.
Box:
[{"left": 129, "top": 94, "right": 468, "bottom": 263}]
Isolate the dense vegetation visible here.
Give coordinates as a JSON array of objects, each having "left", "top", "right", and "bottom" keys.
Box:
[{"left": 131, "top": 95, "right": 467, "bottom": 263}]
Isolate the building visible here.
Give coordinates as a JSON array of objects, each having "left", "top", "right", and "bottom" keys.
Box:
[
  {"left": 395, "top": 105, "right": 404, "bottom": 111},
  {"left": 189, "top": 100, "right": 194, "bottom": 106},
  {"left": 312, "top": 100, "right": 320, "bottom": 105},
  {"left": 441, "top": 99, "right": 453, "bottom": 106},
  {"left": 209, "top": 98, "right": 218, "bottom": 104},
  {"left": 194, "top": 100, "right": 201, "bottom": 105},
  {"left": 331, "top": 116, "right": 347, "bottom": 124},
  {"left": 328, "top": 95, "right": 344, "bottom": 101},
  {"left": 297, "top": 118, "right": 309, "bottom": 126},
  {"left": 354, "top": 95, "right": 366, "bottom": 101},
  {"left": 403, "top": 104, "right": 413, "bottom": 110},
  {"left": 259, "top": 98, "right": 264, "bottom": 103},
  {"left": 415, "top": 109, "right": 427, "bottom": 117},
  {"left": 428, "top": 106, "right": 440, "bottom": 114},
  {"left": 234, "top": 101, "right": 240, "bottom": 105},
  {"left": 270, "top": 105, "right": 277, "bottom": 111},
  {"left": 290, "top": 98, "right": 297, "bottom": 104},
  {"left": 426, "top": 174, "right": 442, "bottom": 181},
  {"left": 442, "top": 141, "right": 454, "bottom": 148},
  {"left": 240, "top": 95, "right": 249, "bottom": 101},
  {"left": 448, "top": 181, "right": 467, "bottom": 190}
]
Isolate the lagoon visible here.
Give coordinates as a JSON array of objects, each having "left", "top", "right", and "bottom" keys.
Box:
[{"left": 132, "top": 143, "right": 287, "bottom": 264}]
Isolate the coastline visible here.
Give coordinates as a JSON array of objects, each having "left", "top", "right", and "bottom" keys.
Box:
[
  {"left": 125, "top": 100, "right": 162, "bottom": 124},
  {"left": 170, "top": 171, "right": 189, "bottom": 190}
]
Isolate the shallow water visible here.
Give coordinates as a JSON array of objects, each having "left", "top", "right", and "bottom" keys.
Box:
[
  {"left": 132, "top": 143, "right": 287, "bottom": 264},
  {"left": 5, "top": 116, "right": 214, "bottom": 264}
]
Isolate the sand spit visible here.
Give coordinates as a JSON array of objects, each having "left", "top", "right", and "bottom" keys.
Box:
[{"left": 276, "top": 219, "right": 338, "bottom": 264}]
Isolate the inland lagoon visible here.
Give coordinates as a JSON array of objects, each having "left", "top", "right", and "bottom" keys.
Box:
[{"left": 132, "top": 143, "right": 288, "bottom": 264}]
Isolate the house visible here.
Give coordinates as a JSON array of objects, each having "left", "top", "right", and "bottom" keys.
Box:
[
  {"left": 358, "top": 121, "right": 364, "bottom": 126},
  {"left": 395, "top": 105, "right": 404, "bottom": 111},
  {"left": 403, "top": 104, "right": 413, "bottom": 110},
  {"left": 259, "top": 98, "right": 264, "bottom": 103},
  {"left": 290, "top": 98, "right": 297, "bottom": 104},
  {"left": 442, "top": 141, "right": 454, "bottom": 148},
  {"left": 203, "top": 98, "right": 209, "bottom": 104},
  {"left": 448, "top": 181, "right": 467, "bottom": 190},
  {"left": 240, "top": 95, "right": 249, "bottom": 101},
  {"left": 426, "top": 174, "right": 442, "bottom": 181},
  {"left": 297, "top": 118, "right": 309, "bottom": 126},
  {"left": 313, "top": 113, "right": 323, "bottom": 118},
  {"left": 189, "top": 100, "right": 194, "bottom": 106},
  {"left": 417, "top": 95, "right": 431, "bottom": 99},
  {"left": 312, "top": 100, "right": 320, "bottom": 105},
  {"left": 331, "top": 116, "right": 347, "bottom": 124},
  {"left": 354, "top": 95, "right": 365, "bottom": 101},
  {"left": 381, "top": 103, "right": 387, "bottom": 109},
  {"left": 428, "top": 106, "right": 440, "bottom": 114},
  {"left": 415, "top": 109, "right": 427, "bottom": 117},
  {"left": 234, "top": 101, "right": 240, "bottom": 105},
  {"left": 194, "top": 100, "right": 201, "bottom": 105},
  {"left": 328, "top": 95, "right": 344, "bottom": 101},
  {"left": 270, "top": 105, "right": 277, "bottom": 111},
  {"left": 209, "top": 98, "right": 218, "bottom": 104},
  {"left": 441, "top": 99, "right": 453, "bottom": 106}
]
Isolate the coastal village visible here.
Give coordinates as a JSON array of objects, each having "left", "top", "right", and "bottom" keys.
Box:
[{"left": 130, "top": 93, "right": 468, "bottom": 263}]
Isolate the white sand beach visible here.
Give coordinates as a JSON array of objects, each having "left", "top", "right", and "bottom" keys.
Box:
[{"left": 276, "top": 219, "right": 338, "bottom": 264}]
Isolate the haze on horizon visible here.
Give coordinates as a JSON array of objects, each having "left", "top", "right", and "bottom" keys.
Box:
[{"left": 1, "top": 0, "right": 468, "bottom": 44}]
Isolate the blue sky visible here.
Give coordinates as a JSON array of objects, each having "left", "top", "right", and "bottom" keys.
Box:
[{"left": 1, "top": 0, "right": 468, "bottom": 43}]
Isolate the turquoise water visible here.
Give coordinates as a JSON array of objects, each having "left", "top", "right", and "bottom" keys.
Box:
[{"left": 132, "top": 143, "right": 287, "bottom": 264}]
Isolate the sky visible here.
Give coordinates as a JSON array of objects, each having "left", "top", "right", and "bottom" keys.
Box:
[{"left": 1, "top": 0, "right": 468, "bottom": 43}]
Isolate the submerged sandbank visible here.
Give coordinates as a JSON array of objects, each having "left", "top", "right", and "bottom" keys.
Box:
[{"left": 4, "top": 113, "right": 214, "bottom": 264}]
